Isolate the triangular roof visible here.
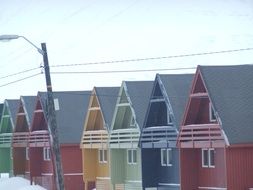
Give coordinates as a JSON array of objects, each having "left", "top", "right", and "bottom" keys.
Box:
[
  {"left": 94, "top": 87, "right": 119, "bottom": 130},
  {"left": 197, "top": 64, "right": 253, "bottom": 144},
  {"left": 158, "top": 74, "right": 193, "bottom": 129},
  {"left": 0, "top": 99, "right": 19, "bottom": 133},
  {"left": 114, "top": 81, "right": 153, "bottom": 130},
  {"left": 15, "top": 96, "right": 37, "bottom": 132},
  {"left": 36, "top": 91, "right": 91, "bottom": 144}
]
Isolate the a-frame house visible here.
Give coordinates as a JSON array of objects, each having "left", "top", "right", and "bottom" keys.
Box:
[
  {"left": 109, "top": 81, "right": 153, "bottom": 190},
  {"left": 80, "top": 87, "right": 119, "bottom": 190},
  {"left": 29, "top": 91, "right": 90, "bottom": 190},
  {"left": 0, "top": 99, "right": 19, "bottom": 177},
  {"left": 177, "top": 65, "right": 253, "bottom": 190},
  {"left": 12, "top": 96, "right": 37, "bottom": 179},
  {"left": 140, "top": 74, "right": 193, "bottom": 190}
]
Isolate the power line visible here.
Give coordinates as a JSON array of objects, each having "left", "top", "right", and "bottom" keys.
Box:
[
  {"left": 0, "top": 66, "right": 41, "bottom": 79},
  {"left": 50, "top": 47, "right": 253, "bottom": 68},
  {"left": 51, "top": 67, "right": 196, "bottom": 74},
  {"left": 0, "top": 73, "right": 42, "bottom": 88}
]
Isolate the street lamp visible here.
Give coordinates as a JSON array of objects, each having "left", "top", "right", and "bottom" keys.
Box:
[{"left": 0, "top": 34, "right": 65, "bottom": 190}]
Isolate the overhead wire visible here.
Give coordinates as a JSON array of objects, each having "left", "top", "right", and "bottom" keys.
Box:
[
  {"left": 50, "top": 47, "right": 253, "bottom": 68},
  {"left": 0, "top": 73, "right": 42, "bottom": 88},
  {"left": 50, "top": 67, "right": 196, "bottom": 74}
]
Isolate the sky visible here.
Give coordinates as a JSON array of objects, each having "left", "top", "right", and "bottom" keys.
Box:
[{"left": 1, "top": 0, "right": 253, "bottom": 103}]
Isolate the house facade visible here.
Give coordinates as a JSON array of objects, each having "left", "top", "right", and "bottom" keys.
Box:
[
  {"left": 80, "top": 87, "right": 119, "bottom": 190},
  {"left": 140, "top": 74, "right": 193, "bottom": 190},
  {"left": 110, "top": 81, "right": 153, "bottom": 190},
  {"left": 29, "top": 91, "right": 90, "bottom": 190},
  {"left": 0, "top": 99, "right": 19, "bottom": 177},
  {"left": 12, "top": 96, "right": 36, "bottom": 179},
  {"left": 177, "top": 65, "right": 253, "bottom": 190}
]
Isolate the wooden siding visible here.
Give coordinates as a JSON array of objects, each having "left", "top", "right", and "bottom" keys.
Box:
[
  {"left": 0, "top": 133, "right": 12, "bottom": 147},
  {"left": 61, "top": 145, "right": 84, "bottom": 190},
  {"left": 142, "top": 148, "right": 180, "bottom": 189},
  {"left": 83, "top": 148, "right": 110, "bottom": 190},
  {"left": 111, "top": 149, "right": 126, "bottom": 186},
  {"left": 180, "top": 149, "right": 198, "bottom": 190},
  {"left": 13, "top": 147, "right": 26, "bottom": 175},
  {"left": 0, "top": 148, "right": 12, "bottom": 173},
  {"left": 226, "top": 147, "right": 253, "bottom": 190},
  {"left": 180, "top": 148, "right": 227, "bottom": 190}
]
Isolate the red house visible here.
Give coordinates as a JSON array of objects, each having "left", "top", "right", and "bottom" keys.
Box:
[
  {"left": 30, "top": 91, "right": 90, "bottom": 190},
  {"left": 13, "top": 96, "right": 36, "bottom": 179},
  {"left": 178, "top": 65, "right": 253, "bottom": 190}
]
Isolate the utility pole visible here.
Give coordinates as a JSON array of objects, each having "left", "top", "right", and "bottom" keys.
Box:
[{"left": 41, "top": 43, "right": 65, "bottom": 190}]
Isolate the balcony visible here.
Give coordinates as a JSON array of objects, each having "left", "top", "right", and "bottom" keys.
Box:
[
  {"left": 178, "top": 123, "right": 225, "bottom": 148},
  {"left": 29, "top": 130, "right": 50, "bottom": 147},
  {"left": 0, "top": 133, "right": 12, "bottom": 147},
  {"left": 110, "top": 128, "right": 140, "bottom": 148},
  {"left": 81, "top": 130, "right": 109, "bottom": 149},
  {"left": 141, "top": 125, "right": 178, "bottom": 148},
  {"left": 12, "top": 132, "right": 30, "bottom": 147}
]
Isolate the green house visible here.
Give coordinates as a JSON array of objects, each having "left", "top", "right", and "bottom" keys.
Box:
[
  {"left": 0, "top": 99, "right": 19, "bottom": 176},
  {"left": 109, "top": 81, "right": 153, "bottom": 190}
]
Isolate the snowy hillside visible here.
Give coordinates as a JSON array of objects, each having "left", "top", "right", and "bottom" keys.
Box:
[{"left": 0, "top": 177, "right": 46, "bottom": 190}]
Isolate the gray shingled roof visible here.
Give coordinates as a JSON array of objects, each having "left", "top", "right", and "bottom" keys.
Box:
[
  {"left": 124, "top": 81, "right": 153, "bottom": 129},
  {"left": 5, "top": 99, "right": 19, "bottom": 129},
  {"left": 21, "top": 96, "right": 37, "bottom": 127},
  {"left": 158, "top": 74, "right": 193, "bottom": 129},
  {"left": 95, "top": 87, "right": 119, "bottom": 130},
  {"left": 38, "top": 91, "right": 91, "bottom": 144},
  {"left": 199, "top": 64, "right": 253, "bottom": 144}
]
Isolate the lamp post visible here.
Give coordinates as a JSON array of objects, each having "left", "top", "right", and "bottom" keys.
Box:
[{"left": 0, "top": 35, "right": 65, "bottom": 190}]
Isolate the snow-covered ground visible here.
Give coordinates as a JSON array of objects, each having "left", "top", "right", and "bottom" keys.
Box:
[{"left": 0, "top": 177, "right": 46, "bottom": 190}]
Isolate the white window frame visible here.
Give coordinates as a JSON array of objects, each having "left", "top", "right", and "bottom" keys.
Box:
[
  {"left": 167, "top": 109, "right": 172, "bottom": 125},
  {"left": 43, "top": 147, "right": 51, "bottom": 161},
  {"left": 161, "top": 148, "right": 172, "bottom": 167},
  {"left": 98, "top": 149, "right": 107, "bottom": 163},
  {"left": 26, "top": 147, "right": 29, "bottom": 161},
  {"left": 127, "top": 149, "right": 137, "bottom": 165},
  {"left": 202, "top": 148, "right": 215, "bottom": 168},
  {"left": 209, "top": 103, "right": 216, "bottom": 122}
]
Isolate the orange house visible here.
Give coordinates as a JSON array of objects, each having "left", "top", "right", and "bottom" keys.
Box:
[{"left": 80, "top": 87, "right": 119, "bottom": 190}]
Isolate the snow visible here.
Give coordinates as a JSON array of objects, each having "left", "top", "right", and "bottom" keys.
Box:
[{"left": 0, "top": 177, "right": 46, "bottom": 190}]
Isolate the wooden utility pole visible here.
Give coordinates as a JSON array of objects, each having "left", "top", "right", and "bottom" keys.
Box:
[{"left": 41, "top": 43, "right": 65, "bottom": 190}]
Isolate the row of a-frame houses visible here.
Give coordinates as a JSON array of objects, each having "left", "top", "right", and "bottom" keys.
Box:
[{"left": 0, "top": 64, "right": 253, "bottom": 190}]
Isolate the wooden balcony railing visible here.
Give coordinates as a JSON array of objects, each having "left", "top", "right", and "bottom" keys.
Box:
[
  {"left": 110, "top": 128, "right": 140, "bottom": 148},
  {"left": 141, "top": 125, "right": 178, "bottom": 144},
  {"left": 12, "top": 132, "right": 30, "bottom": 147},
  {"left": 81, "top": 130, "right": 108, "bottom": 148},
  {"left": 178, "top": 123, "right": 225, "bottom": 148},
  {"left": 29, "top": 130, "right": 50, "bottom": 147},
  {"left": 0, "top": 133, "right": 12, "bottom": 146}
]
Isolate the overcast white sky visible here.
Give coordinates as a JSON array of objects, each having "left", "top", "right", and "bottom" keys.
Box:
[{"left": 1, "top": 0, "right": 253, "bottom": 103}]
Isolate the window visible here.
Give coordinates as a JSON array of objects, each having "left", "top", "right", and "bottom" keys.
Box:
[
  {"left": 43, "top": 147, "right": 51, "bottom": 161},
  {"left": 161, "top": 149, "right": 172, "bottom": 166},
  {"left": 127, "top": 149, "right": 137, "bottom": 164},
  {"left": 209, "top": 103, "right": 216, "bottom": 122},
  {"left": 99, "top": 149, "right": 107, "bottom": 163},
  {"left": 26, "top": 147, "right": 29, "bottom": 160},
  {"left": 130, "top": 115, "right": 135, "bottom": 127},
  {"left": 202, "top": 148, "right": 215, "bottom": 168}
]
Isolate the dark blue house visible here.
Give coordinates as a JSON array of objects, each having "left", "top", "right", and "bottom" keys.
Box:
[{"left": 140, "top": 74, "right": 193, "bottom": 190}]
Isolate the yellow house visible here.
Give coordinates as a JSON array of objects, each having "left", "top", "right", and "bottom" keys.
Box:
[{"left": 80, "top": 87, "right": 119, "bottom": 190}]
